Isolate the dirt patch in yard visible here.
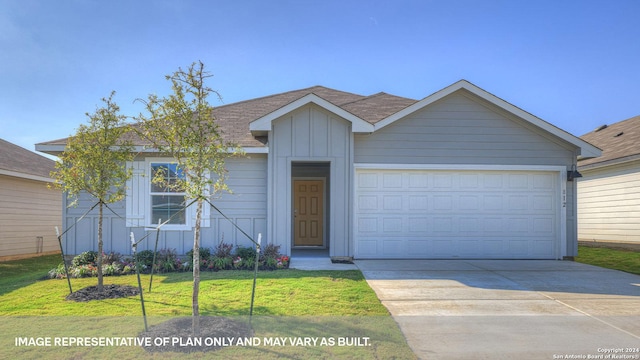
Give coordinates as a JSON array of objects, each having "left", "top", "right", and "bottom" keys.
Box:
[
  {"left": 139, "top": 316, "right": 253, "bottom": 353},
  {"left": 579, "top": 240, "right": 640, "bottom": 252},
  {"left": 65, "top": 284, "right": 140, "bottom": 302}
]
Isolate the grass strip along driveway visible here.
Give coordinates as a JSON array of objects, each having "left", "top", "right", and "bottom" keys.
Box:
[
  {"left": 576, "top": 245, "right": 640, "bottom": 275},
  {"left": 0, "top": 255, "right": 415, "bottom": 359}
]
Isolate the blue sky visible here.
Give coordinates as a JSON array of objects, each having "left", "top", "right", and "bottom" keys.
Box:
[{"left": 1, "top": 0, "right": 639, "bottom": 156}]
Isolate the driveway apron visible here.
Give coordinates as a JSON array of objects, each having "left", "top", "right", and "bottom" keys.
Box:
[{"left": 355, "top": 260, "right": 640, "bottom": 360}]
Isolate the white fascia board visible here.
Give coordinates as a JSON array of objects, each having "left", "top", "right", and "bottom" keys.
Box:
[
  {"left": 133, "top": 145, "right": 267, "bottom": 154},
  {"left": 242, "top": 147, "right": 268, "bottom": 154},
  {"left": 0, "top": 169, "right": 55, "bottom": 183},
  {"left": 249, "top": 94, "right": 374, "bottom": 133},
  {"left": 354, "top": 163, "right": 566, "bottom": 172},
  {"left": 34, "top": 144, "right": 65, "bottom": 156},
  {"left": 374, "top": 80, "right": 602, "bottom": 159}
]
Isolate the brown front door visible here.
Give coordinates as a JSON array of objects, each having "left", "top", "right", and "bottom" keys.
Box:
[{"left": 293, "top": 180, "right": 324, "bottom": 246}]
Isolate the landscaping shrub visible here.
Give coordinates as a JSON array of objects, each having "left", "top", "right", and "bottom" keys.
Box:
[
  {"left": 213, "top": 242, "right": 233, "bottom": 258},
  {"left": 206, "top": 242, "right": 234, "bottom": 270},
  {"left": 260, "top": 243, "right": 289, "bottom": 270},
  {"left": 102, "top": 262, "right": 122, "bottom": 276},
  {"left": 262, "top": 243, "right": 281, "bottom": 260},
  {"left": 211, "top": 255, "right": 232, "bottom": 270},
  {"left": 47, "top": 262, "right": 67, "bottom": 279},
  {"left": 134, "top": 250, "right": 155, "bottom": 269},
  {"left": 71, "top": 264, "right": 98, "bottom": 278},
  {"left": 186, "top": 247, "right": 212, "bottom": 270},
  {"left": 235, "top": 246, "right": 256, "bottom": 260},
  {"left": 232, "top": 245, "right": 258, "bottom": 270},
  {"left": 71, "top": 251, "right": 98, "bottom": 267},
  {"left": 48, "top": 245, "right": 290, "bottom": 278},
  {"left": 103, "top": 252, "right": 122, "bottom": 265},
  {"left": 155, "top": 248, "right": 183, "bottom": 273}
]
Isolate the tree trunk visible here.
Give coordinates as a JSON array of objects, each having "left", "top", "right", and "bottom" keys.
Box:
[
  {"left": 192, "top": 198, "right": 202, "bottom": 335},
  {"left": 97, "top": 201, "right": 104, "bottom": 292}
]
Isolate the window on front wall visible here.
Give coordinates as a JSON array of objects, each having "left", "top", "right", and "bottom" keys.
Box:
[{"left": 150, "top": 163, "right": 187, "bottom": 225}]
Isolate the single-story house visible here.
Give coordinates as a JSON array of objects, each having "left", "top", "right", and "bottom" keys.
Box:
[
  {"left": 0, "top": 138, "right": 61, "bottom": 260},
  {"left": 36, "top": 80, "right": 601, "bottom": 260},
  {"left": 577, "top": 115, "right": 640, "bottom": 245}
]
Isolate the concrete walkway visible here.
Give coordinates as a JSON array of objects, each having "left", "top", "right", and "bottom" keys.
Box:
[
  {"left": 355, "top": 260, "right": 640, "bottom": 359},
  {"left": 289, "top": 256, "right": 358, "bottom": 270}
]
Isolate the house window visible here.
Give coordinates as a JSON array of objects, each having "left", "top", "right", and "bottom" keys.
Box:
[{"left": 150, "top": 163, "right": 187, "bottom": 225}]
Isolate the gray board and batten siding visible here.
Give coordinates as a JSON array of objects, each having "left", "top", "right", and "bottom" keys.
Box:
[
  {"left": 62, "top": 156, "right": 267, "bottom": 255},
  {"left": 269, "top": 103, "right": 352, "bottom": 258}
]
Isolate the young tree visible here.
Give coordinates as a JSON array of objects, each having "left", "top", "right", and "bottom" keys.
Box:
[
  {"left": 51, "top": 92, "right": 134, "bottom": 292},
  {"left": 135, "top": 61, "right": 242, "bottom": 334}
]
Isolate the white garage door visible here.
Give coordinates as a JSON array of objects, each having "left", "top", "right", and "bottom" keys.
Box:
[{"left": 354, "top": 169, "right": 561, "bottom": 259}]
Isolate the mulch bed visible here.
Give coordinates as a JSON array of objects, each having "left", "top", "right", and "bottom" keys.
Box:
[
  {"left": 64, "top": 285, "right": 253, "bottom": 353},
  {"left": 139, "top": 317, "right": 254, "bottom": 353},
  {"left": 65, "top": 284, "right": 140, "bottom": 302}
]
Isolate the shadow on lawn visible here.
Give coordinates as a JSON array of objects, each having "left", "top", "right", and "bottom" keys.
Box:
[
  {"left": 0, "top": 254, "right": 60, "bottom": 297},
  {"left": 155, "top": 269, "right": 365, "bottom": 284}
]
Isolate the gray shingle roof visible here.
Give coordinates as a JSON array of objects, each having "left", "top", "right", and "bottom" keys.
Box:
[
  {"left": 578, "top": 115, "right": 640, "bottom": 168},
  {"left": 0, "top": 138, "right": 56, "bottom": 179},
  {"left": 38, "top": 86, "right": 418, "bottom": 149}
]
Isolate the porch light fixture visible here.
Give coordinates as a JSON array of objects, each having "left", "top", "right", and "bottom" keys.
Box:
[{"left": 567, "top": 164, "right": 582, "bottom": 181}]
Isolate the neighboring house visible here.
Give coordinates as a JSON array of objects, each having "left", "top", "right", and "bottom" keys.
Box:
[
  {"left": 36, "top": 80, "right": 601, "bottom": 260},
  {"left": 577, "top": 115, "right": 640, "bottom": 245},
  {"left": 0, "top": 138, "right": 61, "bottom": 259}
]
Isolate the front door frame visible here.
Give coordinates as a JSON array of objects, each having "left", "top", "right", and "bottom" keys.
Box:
[{"left": 292, "top": 177, "right": 327, "bottom": 248}]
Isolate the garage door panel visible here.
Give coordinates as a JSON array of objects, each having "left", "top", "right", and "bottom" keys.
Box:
[
  {"left": 382, "top": 240, "right": 404, "bottom": 255},
  {"left": 383, "top": 195, "right": 402, "bottom": 210},
  {"left": 358, "top": 239, "right": 378, "bottom": 256},
  {"left": 383, "top": 218, "right": 402, "bottom": 232},
  {"left": 409, "top": 196, "right": 428, "bottom": 210},
  {"left": 459, "top": 239, "right": 481, "bottom": 255},
  {"left": 383, "top": 173, "right": 403, "bottom": 188},
  {"left": 408, "top": 217, "right": 427, "bottom": 232},
  {"left": 508, "top": 217, "right": 529, "bottom": 233},
  {"left": 358, "top": 217, "right": 378, "bottom": 232},
  {"left": 407, "top": 239, "right": 429, "bottom": 255},
  {"left": 533, "top": 195, "right": 554, "bottom": 210},
  {"left": 355, "top": 169, "right": 560, "bottom": 259}
]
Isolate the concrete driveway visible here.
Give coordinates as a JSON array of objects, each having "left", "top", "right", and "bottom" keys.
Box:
[{"left": 355, "top": 260, "right": 640, "bottom": 360}]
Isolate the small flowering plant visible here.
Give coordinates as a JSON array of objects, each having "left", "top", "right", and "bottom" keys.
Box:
[
  {"left": 276, "top": 256, "right": 290, "bottom": 269},
  {"left": 48, "top": 242, "right": 292, "bottom": 278},
  {"left": 233, "top": 256, "right": 242, "bottom": 268}
]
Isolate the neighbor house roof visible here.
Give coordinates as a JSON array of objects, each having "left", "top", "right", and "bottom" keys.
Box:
[
  {"left": 35, "top": 81, "right": 600, "bottom": 159},
  {"left": 578, "top": 115, "right": 640, "bottom": 168},
  {"left": 0, "top": 138, "right": 56, "bottom": 181}
]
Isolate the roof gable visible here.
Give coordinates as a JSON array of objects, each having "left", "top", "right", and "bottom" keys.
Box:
[
  {"left": 249, "top": 93, "right": 374, "bottom": 134},
  {"left": 373, "top": 80, "right": 601, "bottom": 159},
  {"left": 579, "top": 115, "right": 640, "bottom": 168}
]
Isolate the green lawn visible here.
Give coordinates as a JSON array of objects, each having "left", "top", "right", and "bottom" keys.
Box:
[
  {"left": 0, "top": 255, "right": 416, "bottom": 359},
  {"left": 576, "top": 245, "right": 640, "bottom": 275}
]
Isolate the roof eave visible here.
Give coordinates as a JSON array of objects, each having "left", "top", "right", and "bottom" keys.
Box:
[
  {"left": 0, "top": 168, "right": 55, "bottom": 183},
  {"left": 578, "top": 153, "right": 640, "bottom": 171},
  {"left": 34, "top": 143, "right": 65, "bottom": 156},
  {"left": 35, "top": 143, "right": 268, "bottom": 156}
]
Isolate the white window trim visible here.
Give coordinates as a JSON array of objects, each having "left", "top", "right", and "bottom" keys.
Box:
[
  {"left": 146, "top": 158, "right": 192, "bottom": 230},
  {"left": 143, "top": 157, "right": 212, "bottom": 230}
]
